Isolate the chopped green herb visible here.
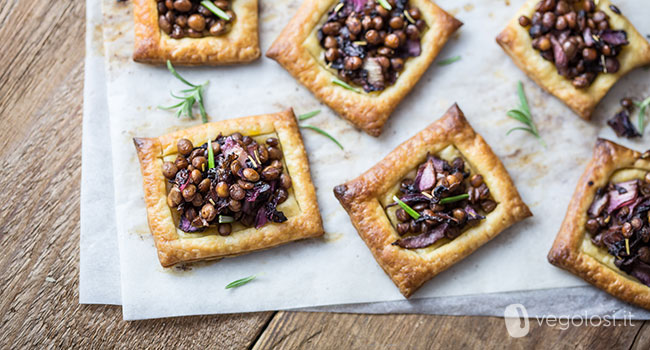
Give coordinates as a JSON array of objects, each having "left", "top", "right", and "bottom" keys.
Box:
[
  {"left": 219, "top": 215, "right": 235, "bottom": 224},
  {"left": 200, "top": 0, "right": 231, "bottom": 21},
  {"left": 634, "top": 96, "right": 650, "bottom": 134},
  {"left": 225, "top": 275, "right": 256, "bottom": 289},
  {"left": 378, "top": 0, "right": 392, "bottom": 11},
  {"left": 298, "top": 110, "right": 321, "bottom": 121},
  {"left": 404, "top": 10, "right": 416, "bottom": 24},
  {"left": 393, "top": 195, "right": 421, "bottom": 220},
  {"left": 332, "top": 78, "right": 361, "bottom": 93},
  {"left": 437, "top": 55, "right": 461, "bottom": 66},
  {"left": 158, "top": 60, "right": 209, "bottom": 123},
  {"left": 301, "top": 125, "right": 344, "bottom": 150},
  {"left": 207, "top": 139, "right": 215, "bottom": 169},
  {"left": 506, "top": 81, "right": 545, "bottom": 147},
  {"left": 439, "top": 193, "right": 469, "bottom": 204}
]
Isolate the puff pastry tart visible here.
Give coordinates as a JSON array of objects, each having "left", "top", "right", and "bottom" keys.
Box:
[
  {"left": 497, "top": 0, "right": 650, "bottom": 119},
  {"left": 133, "top": 0, "right": 260, "bottom": 65},
  {"left": 334, "top": 104, "right": 531, "bottom": 297},
  {"left": 133, "top": 109, "right": 323, "bottom": 267},
  {"left": 549, "top": 139, "right": 650, "bottom": 310},
  {"left": 267, "top": 0, "right": 461, "bottom": 136}
]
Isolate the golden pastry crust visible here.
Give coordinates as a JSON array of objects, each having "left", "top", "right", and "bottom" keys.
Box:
[
  {"left": 548, "top": 139, "right": 650, "bottom": 310},
  {"left": 133, "top": 0, "right": 260, "bottom": 65},
  {"left": 496, "top": 0, "right": 650, "bottom": 119},
  {"left": 133, "top": 109, "right": 324, "bottom": 267},
  {"left": 266, "top": 0, "right": 462, "bottom": 137},
  {"left": 334, "top": 104, "right": 532, "bottom": 297}
]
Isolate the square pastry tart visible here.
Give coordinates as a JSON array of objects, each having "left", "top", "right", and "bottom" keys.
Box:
[
  {"left": 334, "top": 104, "right": 532, "bottom": 297},
  {"left": 266, "top": 0, "right": 462, "bottom": 136},
  {"left": 549, "top": 139, "right": 650, "bottom": 309},
  {"left": 497, "top": 0, "right": 650, "bottom": 119},
  {"left": 133, "top": 0, "right": 260, "bottom": 65},
  {"left": 133, "top": 109, "right": 323, "bottom": 267}
]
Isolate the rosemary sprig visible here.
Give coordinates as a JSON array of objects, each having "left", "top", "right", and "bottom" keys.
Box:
[
  {"left": 437, "top": 55, "right": 461, "bottom": 66},
  {"left": 207, "top": 139, "right": 215, "bottom": 169},
  {"left": 634, "top": 96, "right": 650, "bottom": 134},
  {"left": 506, "top": 81, "right": 545, "bottom": 147},
  {"left": 200, "top": 0, "right": 231, "bottom": 21},
  {"left": 393, "top": 195, "right": 421, "bottom": 220},
  {"left": 298, "top": 110, "right": 321, "bottom": 121},
  {"left": 332, "top": 78, "right": 361, "bottom": 93},
  {"left": 225, "top": 275, "right": 256, "bottom": 289},
  {"left": 158, "top": 60, "right": 209, "bottom": 123},
  {"left": 301, "top": 125, "right": 344, "bottom": 150},
  {"left": 439, "top": 193, "right": 469, "bottom": 204},
  {"left": 378, "top": 0, "right": 392, "bottom": 11}
]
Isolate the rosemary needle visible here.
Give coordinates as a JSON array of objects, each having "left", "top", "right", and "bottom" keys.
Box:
[
  {"left": 158, "top": 60, "right": 209, "bottom": 123},
  {"left": 298, "top": 110, "right": 321, "bottom": 121},
  {"left": 301, "top": 125, "right": 344, "bottom": 150},
  {"left": 506, "top": 81, "right": 545, "bottom": 147},
  {"left": 437, "top": 55, "right": 461, "bottom": 66},
  {"left": 225, "top": 275, "right": 256, "bottom": 289}
]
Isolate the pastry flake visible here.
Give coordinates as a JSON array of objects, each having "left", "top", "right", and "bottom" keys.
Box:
[
  {"left": 549, "top": 139, "right": 650, "bottom": 310},
  {"left": 266, "top": 0, "right": 461, "bottom": 136},
  {"left": 334, "top": 104, "right": 531, "bottom": 297},
  {"left": 496, "top": 0, "right": 650, "bottom": 119},
  {"left": 133, "top": 109, "right": 323, "bottom": 267},
  {"left": 133, "top": 0, "right": 260, "bottom": 65}
]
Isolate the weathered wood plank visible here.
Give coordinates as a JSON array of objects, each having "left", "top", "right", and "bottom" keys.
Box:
[
  {"left": 0, "top": 0, "right": 272, "bottom": 348},
  {"left": 253, "top": 312, "right": 645, "bottom": 350}
]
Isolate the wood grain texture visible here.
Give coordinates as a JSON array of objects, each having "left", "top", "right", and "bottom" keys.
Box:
[
  {"left": 254, "top": 312, "right": 645, "bottom": 350},
  {"left": 0, "top": 0, "right": 648, "bottom": 348}
]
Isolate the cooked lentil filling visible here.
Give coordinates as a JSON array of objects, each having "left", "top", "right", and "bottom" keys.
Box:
[
  {"left": 586, "top": 172, "right": 650, "bottom": 286},
  {"left": 518, "top": 0, "right": 629, "bottom": 88},
  {"left": 388, "top": 155, "right": 496, "bottom": 249},
  {"left": 318, "top": 0, "right": 426, "bottom": 92},
  {"left": 163, "top": 133, "right": 292, "bottom": 234},
  {"left": 156, "top": 0, "right": 235, "bottom": 39}
]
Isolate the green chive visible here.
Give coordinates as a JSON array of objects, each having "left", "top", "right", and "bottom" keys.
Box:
[
  {"left": 403, "top": 10, "right": 416, "bottom": 24},
  {"left": 201, "top": 0, "right": 231, "bottom": 21},
  {"left": 300, "top": 125, "right": 344, "bottom": 150},
  {"left": 219, "top": 215, "right": 234, "bottom": 224},
  {"left": 392, "top": 195, "right": 421, "bottom": 220},
  {"left": 298, "top": 110, "right": 321, "bottom": 121},
  {"left": 225, "top": 275, "right": 256, "bottom": 289},
  {"left": 439, "top": 193, "right": 470, "bottom": 204},
  {"left": 332, "top": 78, "right": 361, "bottom": 93},
  {"left": 635, "top": 97, "right": 650, "bottom": 134},
  {"left": 378, "top": 0, "right": 392, "bottom": 11},
  {"left": 207, "top": 139, "right": 215, "bottom": 169},
  {"left": 437, "top": 55, "right": 461, "bottom": 66}
]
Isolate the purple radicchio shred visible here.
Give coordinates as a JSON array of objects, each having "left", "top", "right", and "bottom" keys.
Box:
[
  {"left": 464, "top": 205, "right": 485, "bottom": 223},
  {"left": 583, "top": 28, "right": 595, "bottom": 47},
  {"left": 385, "top": 193, "right": 431, "bottom": 208},
  {"left": 606, "top": 180, "right": 638, "bottom": 214},
  {"left": 607, "top": 110, "right": 641, "bottom": 139},
  {"left": 406, "top": 39, "right": 421, "bottom": 57},
  {"left": 600, "top": 30, "right": 629, "bottom": 46},
  {"left": 254, "top": 206, "right": 268, "bottom": 229},
  {"left": 429, "top": 155, "right": 449, "bottom": 174},
  {"left": 222, "top": 137, "right": 249, "bottom": 167},
  {"left": 179, "top": 215, "right": 204, "bottom": 233},
  {"left": 347, "top": 0, "right": 366, "bottom": 13},
  {"left": 416, "top": 160, "right": 436, "bottom": 192},
  {"left": 550, "top": 35, "right": 568, "bottom": 75},
  {"left": 588, "top": 192, "right": 609, "bottom": 217},
  {"left": 629, "top": 261, "right": 650, "bottom": 287},
  {"left": 393, "top": 223, "right": 450, "bottom": 249}
]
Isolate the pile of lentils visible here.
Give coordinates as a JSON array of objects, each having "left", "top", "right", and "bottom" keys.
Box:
[
  {"left": 162, "top": 133, "right": 292, "bottom": 235},
  {"left": 518, "top": 0, "right": 629, "bottom": 88},
  {"left": 585, "top": 172, "right": 650, "bottom": 285},
  {"left": 390, "top": 155, "right": 496, "bottom": 249},
  {"left": 319, "top": 0, "right": 426, "bottom": 92},
  {"left": 156, "top": 0, "right": 235, "bottom": 39}
]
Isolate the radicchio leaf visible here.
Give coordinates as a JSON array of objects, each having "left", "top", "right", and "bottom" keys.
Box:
[
  {"left": 222, "top": 137, "right": 248, "bottom": 167},
  {"left": 363, "top": 58, "right": 384, "bottom": 89},
  {"left": 607, "top": 180, "right": 638, "bottom": 214},
  {"left": 607, "top": 110, "right": 640, "bottom": 138},
  {"left": 600, "top": 30, "right": 629, "bottom": 46},
  {"left": 583, "top": 27, "right": 595, "bottom": 47},
  {"left": 464, "top": 205, "right": 485, "bottom": 223},
  {"left": 393, "top": 223, "right": 449, "bottom": 249},
  {"left": 347, "top": 0, "right": 366, "bottom": 12},
  {"left": 179, "top": 215, "right": 203, "bottom": 233},
  {"left": 254, "top": 206, "right": 268, "bottom": 229},
  {"left": 429, "top": 156, "right": 448, "bottom": 174},
  {"left": 416, "top": 160, "right": 436, "bottom": 192},
  {"left": 629, "top": 261, "right": 650, "bottom": 287},
  {"left": 550, "top": 35, "right": 568, "bottom": 75},
  {"left": 588, "top": 192, "right": 609, "bottom": 217},
  {"left": 406, "top": 39, "right": 421, "bottom": 57},
  {"left": 385, "top": 193, "right": 430, "bottom": 208}
]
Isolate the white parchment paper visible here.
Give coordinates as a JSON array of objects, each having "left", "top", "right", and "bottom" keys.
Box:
[{"left": 89, "top": 0, "right": 650, "bottom": 320}]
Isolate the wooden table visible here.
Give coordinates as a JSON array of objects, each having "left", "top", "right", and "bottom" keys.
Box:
[{"left": 2, "top": 0, "right": 650, "bottom": 348}]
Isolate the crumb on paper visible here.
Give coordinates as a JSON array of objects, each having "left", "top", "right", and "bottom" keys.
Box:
[{"left": 45, "top": 276, "right": 56, "bottom": 283}]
